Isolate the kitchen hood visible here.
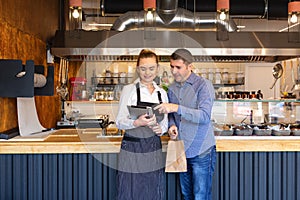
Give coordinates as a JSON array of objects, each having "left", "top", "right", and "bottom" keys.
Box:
[{"left": 51, "top": 30, "right": 300, "bottom": 63}]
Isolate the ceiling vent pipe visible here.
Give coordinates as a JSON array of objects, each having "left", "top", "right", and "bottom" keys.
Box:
[{"left": 111, "top": 0, "right": 237, "bottom": 32}]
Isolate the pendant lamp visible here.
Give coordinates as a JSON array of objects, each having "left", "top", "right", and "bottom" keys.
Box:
[{"left": 216, "top": 0, "right": 230, "bottom": 41}]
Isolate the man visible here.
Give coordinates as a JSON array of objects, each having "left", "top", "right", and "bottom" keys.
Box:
[{"left": 154, "top": 48, "right": 216, "bottom": 200}]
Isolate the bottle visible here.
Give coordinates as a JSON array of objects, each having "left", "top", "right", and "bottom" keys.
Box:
[
  {"left": 250, "top": 91, "right": 256, "bottom": 99},
  {"left": 256, "top": 90, "right": 263, "bottom": 100}
]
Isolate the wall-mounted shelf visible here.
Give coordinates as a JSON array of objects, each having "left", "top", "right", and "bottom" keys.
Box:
[
  {"left": 213, "top": 83, "right": 244, "bottom": 88},
  {"left": 92, "top": 76, "right": 133, "bottom": 86}
]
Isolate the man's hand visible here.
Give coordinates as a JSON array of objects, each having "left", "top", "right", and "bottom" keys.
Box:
[
  {"left": 168, "top": 125, "right": 178, "bottom": 140},
  {"left": 154, "top": 103, "right": 179, "bottom": 114}
]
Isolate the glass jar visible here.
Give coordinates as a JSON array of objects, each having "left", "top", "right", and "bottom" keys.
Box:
[
  {"left": 200, "top": 68, "right": 207, "bottom": 79},
  {"left": 229, "top": 72, "right": 236, "bottom": 84},
  {"left": 119, "top": 72, "right": 127, "bottom": 84},
  {"left": 222, "top": 69, "right": 229, "bottom": 84},
  {"left": 208, "top": 68, "right": 214, "bottom": 83},
  {"left": 236, "top": 71, "right": 244, "bottom": 84},
  {"left": 214, "top": 69, "right": 222, "bottom": 84},
  {"left": 99, "top": 91, "right": 105, "bottom": 101},
  {"left": 107, "top": 91, "right": 114, "bottom": 101},
  {"left": 105, "top": 70, "right": 112, "bottom": 84},
  {"left": 112, "top": 73, "right": 119, "bottom": 84}
]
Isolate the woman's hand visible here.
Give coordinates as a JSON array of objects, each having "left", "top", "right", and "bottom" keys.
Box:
[
  {"left": 133, "top": 114, "right": 157, "bottom": 127},
  {"left": 168, "top": 125, "right": 178, "bottom": 140},
  {"left": 150, "top": 123, "right": 163, "bottom": 136}
]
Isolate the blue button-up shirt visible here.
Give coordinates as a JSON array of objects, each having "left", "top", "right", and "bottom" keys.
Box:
[{"left": 168, "top": 72, "right": 216, "bottom": 158}]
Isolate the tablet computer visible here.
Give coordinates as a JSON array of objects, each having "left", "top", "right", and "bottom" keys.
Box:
[{"left": 127, "top": 105, "right": 153, "bottom": 120}]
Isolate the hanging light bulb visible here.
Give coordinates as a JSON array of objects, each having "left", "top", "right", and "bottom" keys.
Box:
[
  {"left": 216, "top": 0, "right": 230, "bottom": 41},
  {"left": 143, "top": 0, "right": 156, "bottom": 40},
  {"left": 290, "top": 13, "right": 298, "bottom": 24},
  {"left": 288, "top": 1, "right": 300, "bottom": 43},
  {"left": 146, "top": 10, "right": 154, "bottom": 21},
  {"left": 72, "top": 8, "right": 80, "bottom": 19},
  {"left": 144, "top": 0, "right": 156, "bottom": 22},
  {"left": 219, "top": 11, "right": 227, "bottom": 21},
  {"left": 69, "top": 0, "right": 82, "bottom": 30}
]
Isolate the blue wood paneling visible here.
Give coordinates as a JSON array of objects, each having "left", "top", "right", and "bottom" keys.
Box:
[{"left": 0, "top": 152, "right": 300, "bottom": 200}]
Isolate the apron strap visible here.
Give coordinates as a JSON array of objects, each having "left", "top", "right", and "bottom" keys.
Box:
[
  {"left": 136, "top": 82, "right": 141, "bottom": 104},
  {"left": 157, "top": 91, "right": 162, "bottom": 104}
]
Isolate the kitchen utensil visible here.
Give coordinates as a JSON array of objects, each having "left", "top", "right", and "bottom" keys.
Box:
[
  {"left": 270, "top": 63, "right": 283, "bottom": 89},
  {"left": 291, "top": 60, "right": 296, "bottom": 91}
]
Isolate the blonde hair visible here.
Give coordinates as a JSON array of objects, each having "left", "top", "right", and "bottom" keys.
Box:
[{"left": 136, "top": 49, "right": 159, "bottom": 67}]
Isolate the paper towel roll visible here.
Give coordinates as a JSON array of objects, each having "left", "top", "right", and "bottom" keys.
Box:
[
  {"left": 17, "top": 97, "right": 45, "bottom": 136},
  {"left": 34, "top": 73, "right": 47, "bottom": 87}
]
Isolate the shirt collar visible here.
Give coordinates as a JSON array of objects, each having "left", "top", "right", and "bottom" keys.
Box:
[
  {"left": 134, "top": 78, "right": 160, "bottom": 90},
  {"left": 175, "top": 72, "right": 197, "bottom": 87}
]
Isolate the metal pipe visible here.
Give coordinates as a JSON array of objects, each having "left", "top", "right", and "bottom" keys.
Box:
[{"left": 111, "top": 8, "right": 237, "bottom": 32}]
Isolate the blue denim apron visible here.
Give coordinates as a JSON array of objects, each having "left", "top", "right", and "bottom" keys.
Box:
[{"left": 117, "top": 83, "right": 165, "bottom": 200}]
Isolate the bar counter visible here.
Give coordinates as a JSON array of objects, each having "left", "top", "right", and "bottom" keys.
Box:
[
  {"left": 1, "top": 129, "right": 300, "bottom": 154},
  {"left": 1, "top": 129, "right": 300, "bottom": 200}
]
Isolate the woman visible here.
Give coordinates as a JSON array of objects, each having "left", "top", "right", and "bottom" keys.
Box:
[{"left": 116, "top": 49, "right": 168, "bottom": 200}]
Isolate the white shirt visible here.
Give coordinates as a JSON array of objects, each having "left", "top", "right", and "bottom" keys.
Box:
[{"left": 116, "top": 78, "right": 169, "bottom": 134}]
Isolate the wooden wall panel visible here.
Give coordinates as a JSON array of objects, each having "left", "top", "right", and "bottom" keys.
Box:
[
  {"left": 0, "top": 0, "right": 60, "bottom": 41},
  {"left": 0, "top": 0, "right": 61, "bottom": 132}
]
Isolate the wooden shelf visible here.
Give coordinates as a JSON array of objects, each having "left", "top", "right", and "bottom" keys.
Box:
[{"left": 213, "top": 83, "right": 244, "bottom": 88}]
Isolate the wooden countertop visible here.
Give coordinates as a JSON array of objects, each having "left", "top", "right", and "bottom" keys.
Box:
[{"left": 1, "top": 129, "right": 300, "bottom": 154}]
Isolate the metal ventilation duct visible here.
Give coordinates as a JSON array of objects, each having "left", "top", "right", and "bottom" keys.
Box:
[
  {"left": 111, "top": 0, "right": 237, "bottom": 32},
  {"left": 111, "top": 9, "right": 237, "bottom": 32}
]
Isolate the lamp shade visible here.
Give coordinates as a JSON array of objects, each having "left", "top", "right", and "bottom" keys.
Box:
[
  {"left": 69, "top": 0, "right": 82, "bottom": 8},
  {"left": 288, "top": 1, "right": 300, "bottom": 43},
  {"left": 217, "top": 0, "right": 230, "bottom": 11},
  {"left": 288, "top": 1, "right": 300, "bottom": 13},
  {"left": 216, "top": 0, "right": 230, "bottom": 41},
  {"left": 144, "top": 0, "right": 156, "bottom": 11}
]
